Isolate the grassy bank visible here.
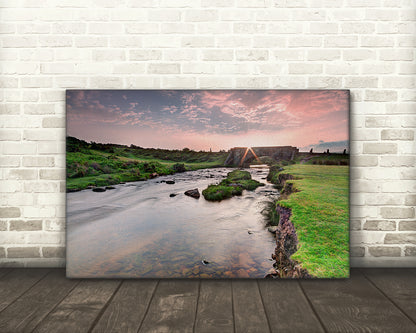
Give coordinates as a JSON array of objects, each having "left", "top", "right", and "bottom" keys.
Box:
[
  {"left": 66, "top": 136, "right": 228, "bottom": 191},
  {"left": 268, "top": 164, "right": 349, "bottom": 278},
  {"left": 202, "top": 170, "right": 264, "bottom": 201}
]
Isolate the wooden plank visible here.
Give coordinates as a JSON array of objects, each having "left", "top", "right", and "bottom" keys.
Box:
[
  {"left": 232, "top": 280, "right": 270, "bottom": 333},
  {"left": 362, "top": 268, "right": 416, "bottom": 324},
  {"left": 195, "top": 280, "right": 233, "bottom": 333},
  {"left": 300, "top": 269, "right": 416, "bottom": 333},
  {"left": 32, "top": 279, "right": 121, "bottom": 333},
  {"left": 258, "top": 280, "right": 324, "bottom": 333},
  {"left": 138, "top": 280, "right": 199, "bottom": 333},
  {"left": 0, "top": 269, "right": 79, "bottom": 333},
  {"left": 0, "top": 268, "right": 50, "bottom": 312},
  {"left": 91, "top": 280, "right": 158, "bottom": 333}
]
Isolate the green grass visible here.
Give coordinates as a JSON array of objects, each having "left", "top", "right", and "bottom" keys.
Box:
[
  {"left": 202, "top": 170, "right": 264, "bottom": 201},
  {"left": 269, "top": 164, "right": 349, "bottom": 278},
  {"left": 66, "top": 136, "right": 228, "bottom": 191}
]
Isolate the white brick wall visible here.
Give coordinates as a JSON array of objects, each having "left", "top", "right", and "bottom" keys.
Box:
[{"left": 0, "top": 0, "right": 415, "bottom": 268}]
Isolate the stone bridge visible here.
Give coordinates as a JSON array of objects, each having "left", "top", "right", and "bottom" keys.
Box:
[{"left": 224, "top": 146, "right": 299, "bottom": 166}]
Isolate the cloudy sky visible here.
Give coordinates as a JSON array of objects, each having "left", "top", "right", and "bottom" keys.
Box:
[{"left": 66, "top": 90, "right": 349, "bottom": 152}]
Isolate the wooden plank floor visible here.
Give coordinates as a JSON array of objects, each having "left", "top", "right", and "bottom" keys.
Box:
[{"left": 0, "top": 268, "right": 415, "bottom": 333}]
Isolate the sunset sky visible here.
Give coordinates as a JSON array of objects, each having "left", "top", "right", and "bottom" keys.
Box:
[{"left": 66, "top": 90, "right": 349, "bottom": 152}]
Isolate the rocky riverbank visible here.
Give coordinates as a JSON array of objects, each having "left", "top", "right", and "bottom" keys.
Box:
[{"left": 265, "top": 169, "right": 310, "bottom": 278}]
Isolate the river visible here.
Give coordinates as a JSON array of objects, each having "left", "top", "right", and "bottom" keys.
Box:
[{"left": 66, "top": 167, "right": 279, "bottom": 278}]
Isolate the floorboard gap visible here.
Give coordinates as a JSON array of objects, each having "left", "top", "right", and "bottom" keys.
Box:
[
  {"left": 298, "top": 281, "right": 328, "bottom": 333},
  {"left": 136, "top": 280, "right": 159, "bottom": 333}
]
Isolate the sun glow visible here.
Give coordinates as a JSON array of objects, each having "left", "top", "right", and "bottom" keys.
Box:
[{"left": 239, "top": 147, "right": 262, "bottom": 166}]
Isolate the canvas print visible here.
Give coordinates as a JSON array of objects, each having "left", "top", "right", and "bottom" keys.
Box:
[{"left": 66, "top": 90, "right": 350, "bottom": 278}]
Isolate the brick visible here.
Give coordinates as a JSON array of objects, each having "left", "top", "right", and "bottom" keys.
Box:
[
  {"left": 341, "top": 22, "right": 374, "bottom": 34},
  {"left": 42, "top": 247, "right": 65, "bottom": 258},
  {"left": 199, "top": 77, "right": 233, "bottom": 88},
  {"left": 343, "top": 49, "right": 376, "bottom": 61},
  {"left": 125, "top": 23, "right": 159, "bottom": 34},
  {"left": 385, "top": 233, "right": 416, "bottom": 245},
  {"left": 288, "top": 36, "right": 322, "bottom": 47},
  {"left": 129, "top": 50, "right": 162, "bottom": 61},
  {"left": 7, "top": 247, "right": 40, "bottom": 258},
  {"left": 351, "top": 246, "right": 365, "bottom": 257},
  {"left": 405, "top": 247, "right": 416, "bottom": 256},
  {"left": 2, "top": 36, "right": 37, "bottom": 48},
  {"left": 202, "top": 50, "right": 234, "bottom": 61},
  {"left": 380, "top": 156, "right": 415, "bottom": 167},
  {"left": 381, "top": 207, "right": 414, "bottom": 219},
  {"left": 181, "top": 36, "right": 215, "bottom": 47},
  {"left": 10, "top": 220, "right": 42, "bottom": 231},
  {"left": 345, "top": 77, "right": 378, "bottom": 88},
  {"left": 7, "top": 169, "right": 37, "bottom": 180},
  {"left": 44, "top": 219, "right": 65, "bottom": 232},
  {"left": 147, "top": 63, "right": 180, "bottom": 74},
  {"left": 89, "top": 23, "right": 124, "bottom": 34},
  {"left": 252, "top": 36, "right": 286, "bottom": 48},
  {"left": 325, "top": 36, "right": 357, "bottom": 48},
  {"left": 268, "top": 22, "right": 303, "bottom": 34},
  {"left": 405, "top": 196, "right": 416, "bottom": 206},
  {"left": 234, "top": 23, "right": 267, "bottom": 34},
  {"left": 3, "top": 142, "right": 36, "bottom": 155},
  {"left": 364, "top": 220, "right": 396, "bottom": 231},
  {"left": 24, "top": 104, "right": 55, "bottom": 115},
  {"left": 182, "top": 63, "right": 214, "bottom": 74},
  {"left": 0, "top": 248, "right": 5, "bottom": 258},
  {"left": 0, "top": 104, "right": 20, "bottom": 115},
  {"left": 0, "top": 130, "right": 21, "bottom": 141},
  {"left": 236, "top": 50, "right": 268, "bottom": 61},
  {"left": 113, "top": 64, "right": 146, "bottom": 74},
  {"left": 307, "top": 49, "right": 340, "bottom": 61},
  {"left": 362, "top": 63, "right": 395, "bottom": 75},
  {"left": 288, "top": 63, "right": 322, "bottom": 74},
  {"left": 0, "top": 156, "right": 20, "bottom": 167},
  {"left": 236, "top": 77, "right": 269, "bottom": 88},
  {"left": 368, "top": 246, "right": 401, "bottom": 257},
  {"left": 24, "top": 182, "right": 58, "bottom": 193},
  {"left": 148, "top": 10, "right": 181, "bottom": 21},
  {"left": 326, "top": 63, "right": 359, "bottom": 75},
  {"left": 399, "top": 221, "right": 416, "bottom": 231},
  {"left": 39, "top": 36, "right": 72, "bottom": 47},
  {"left": 274, "top": 49, "right": 304, "bottom": 61},
  {"left": 39, "top": 169, "right": 65, "bottom": 180},
  {"left": 110, "top": 36, "right": 143, "bottom": 47},
  {"left": 42, "top": 117, "right": 65, "bottom": 128},
  {"left": 197, "top": 22, "right": 231, "bottom": 34},
  {"left": 23, "top": 129, "right": 57, "bottom": 141},
  {"left": 93, "top": 50, "right": 126, "bottom": 61},
  {"left": 379, "top": 49, "right": 414, "bottom": 61},
  {"left": 143, "top": 36, "right": 181, "bottom": 48},
  {"left": 381, "top": 129, "right": 414, "bottom": 141},
  {"left": 89, "top": 77, "right": 123, "bottom": 88},
  {"left": 160, "top": 23, "right": 195, "bottom": 34},
  {"left": 22, "top": 156, "right": 54, "bottom": 167},
  {"left": 74, "top": 36, "right": 108, "bottom": 48},
  {"left": 363, "top": 143, "right": 397, "bottom": 154},
  {"left": 308, "top": 77, "right": 342, "bottom": 89},
  {"left": 0, "top": 207, "right": 20, "bottom": 218},
  {"left": 184, "top": 10, "right": 218, "bottom": 22}
]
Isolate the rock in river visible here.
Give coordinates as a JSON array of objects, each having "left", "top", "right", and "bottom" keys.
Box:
[
  {"left": 105, "top": 186, "right": 116, "bottom": 190},
  {"left": 268, "top": 226, "right": 278, "bottom": 233},
  {"left": 169, "top": 193, "right": 177, "bottom": 197},
  {"left": 184, "top": 188, "right": 200, "bottom": 199},
  {"left": 92, "top": 187, "right": 106, "bottom": 192},
  {"left": 166, "top": 180, "right": 175, "bottom": 184}
]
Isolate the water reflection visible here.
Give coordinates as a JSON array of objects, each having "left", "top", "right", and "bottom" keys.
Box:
[{"left": 67, "top": 168, "right": 278, "bottom": 278}]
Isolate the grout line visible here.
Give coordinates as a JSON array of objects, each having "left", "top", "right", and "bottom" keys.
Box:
[
  {"left": 87, "top": 280, "right": 124, "bottom": 333},
  {"left": 298, "top": 281, "right": 328, "bottom": 333},
  {"left": 361, "top": 269, "right": 416, "bottom": 327},
  {"left": 256, "top": 280, "right": 272, "bottom": 333},
  {"left": 136, "top": 279, "right": 160, "bottom": 333}
]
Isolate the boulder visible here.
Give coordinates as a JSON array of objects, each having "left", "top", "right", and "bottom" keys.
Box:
[
  {"left": 92, "top": 187, "right": 106, "bottom": 192},
  {"left": 184, "top": 188, "right": 200, "bottom": 199},
  {"left": 268, "top": 226, "right": 278, "bottom": 233},
  {"left": 166, "top": 180, "right": 175, "bottom": 184}
]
